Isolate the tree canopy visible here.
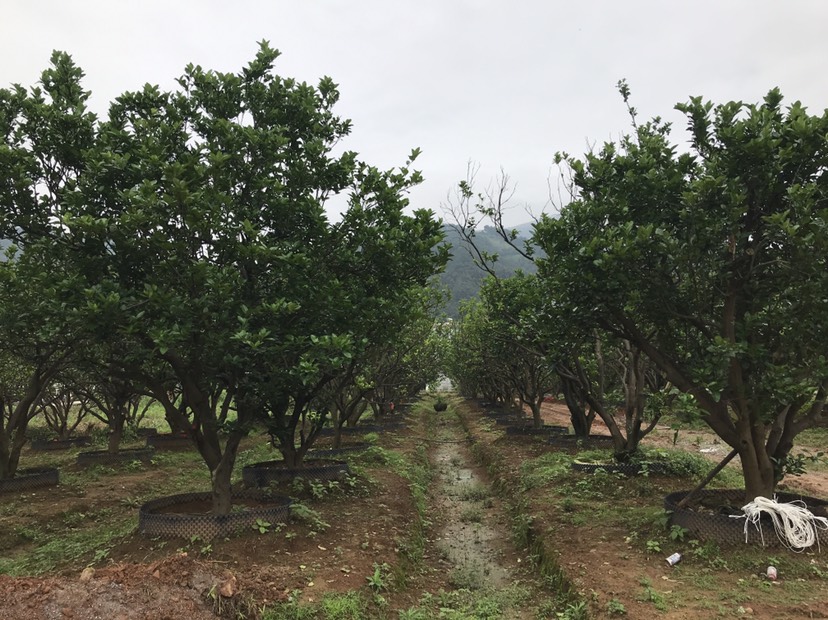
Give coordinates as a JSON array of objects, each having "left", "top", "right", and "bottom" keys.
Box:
[
  {"left": 0, "top": 44, "right": 447, "bottom": 511},
  {"left": 534, "top": 86, "right": 828, "bottom": 500}
]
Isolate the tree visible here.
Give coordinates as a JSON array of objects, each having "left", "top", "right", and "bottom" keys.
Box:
[
  {"left": 534, "top": 86, "right": 828, "bottom": 500},
  {"left": 1, "top": 45, "right": 446, "bottom": 512},
  {"left": 553, "top": 333, "right": 668, "bottom": 459},
  {"left": 477, "top": 274, "right": 558, "bottom": 428},
  {"left": 446, "top": 298, "right": 513, "bottom": 404},
  {"left": 0, "top": 245, "right": 82, "bottom": 478}
]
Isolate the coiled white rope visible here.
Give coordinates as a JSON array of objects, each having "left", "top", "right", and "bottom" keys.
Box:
[{"left": 731, "top": 495, "right": 828, "bottom": 551}]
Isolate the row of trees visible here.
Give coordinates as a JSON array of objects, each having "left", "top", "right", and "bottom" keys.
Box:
[
  {"left": 448, "top": 85, "right": 828, "bottom": 502},
  {"left": 0, "top": 44, "right": 448, "bottom": 513}
]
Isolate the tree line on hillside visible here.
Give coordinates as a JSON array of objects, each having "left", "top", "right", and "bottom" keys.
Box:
[{"left": 438, "top": 224, "right": 536, "bottom": 318}]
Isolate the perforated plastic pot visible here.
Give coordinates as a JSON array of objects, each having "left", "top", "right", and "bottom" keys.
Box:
[
  {"left": 505, "top": 425, "right": 568, "bottom": 436},
  {"left": 0, "top": 467, "right": 59, "bottom": 493},
  {"left": 30, "top": 437, "right": 91, "bottom": 451},
  {"left": 546, "top": 434, "right": 614, "bottom": 449},
  {"left": 138, "top": 490, "right": 291, "bottom": 539},
  {"left": 664, "top": 489, "right": 828, "bottom": 547},
  {"left": 307, "top": 443, "right": 370, "bottom": 458},
  {"left": 319, "top": 424, "right": 383, "bottom": 437},
  {"left": 242, "top": 459, "right": 350, "bottom": 487},
  {"left": 77, "top": 448, "right": 155, "bottom": 467},
  {"left": 571, "top": 459, "right": 669, "bottom": 476},
  {"left": 145, "top": 433, "right": 194, "bottom": 450}
]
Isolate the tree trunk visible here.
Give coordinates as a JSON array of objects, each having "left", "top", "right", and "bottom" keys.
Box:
[
  {"left": 0, "top": 382, "right": 43, "bottom": 479},
  {"left": 530, "top": 401, "right": 543, "bottom": 429},
  {"left": 735, "top": 426, "right": 776, "bottom": 502},
  {"left": 211, "top": 459, "right": 234, "bottom": 515},
  {"left": 279, "top": 438, "right": 308, "bottom": 468},
  {"left": 210, "top": 431, "right": 243, "bottom": 515},
  {"left": 0, "top": 423, "right": 29, "bottom": 479},
  {"left": 560, "top": 376, "right": 594, "bottom": 437},
  {"left": 108, "top": 416, "right": 124, "bottom": 454}
]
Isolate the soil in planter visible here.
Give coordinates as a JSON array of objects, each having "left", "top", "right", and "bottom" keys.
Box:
[
  {"left": 571, "top": 459, "right": 670, "bottom": 476},
  {"left": 306, "top": 443, "right": 370, "bottom": 458},
  {"left": 145, "top": 434, "right": 194, "bottom": 450},
  {"left": 505, "top": 425, "right": 568, "bottom": 436},
  {"left": 159, "top": 496, "right": 268, "bottom": 517},
  {"left": 139, "top": 491, "right": 292, "bottom": 539},
  {"left": 319, "top": 424, "right": 383, "bottom": 436}
]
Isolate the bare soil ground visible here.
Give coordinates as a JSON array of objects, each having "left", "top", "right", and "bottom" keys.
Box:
[
  {"left": 463, "top": 398, "right": 828, "bottom": 619},
  {"left": 0, "top": 404, "right": 561, "bottom": 619},
  {"left": 3, "top": 398, "right": 828, "bottom": 619}
]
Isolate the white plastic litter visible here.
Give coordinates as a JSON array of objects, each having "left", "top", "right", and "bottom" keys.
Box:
[{"left": 731, "top": 495, "right": 828, "bottom": 551}]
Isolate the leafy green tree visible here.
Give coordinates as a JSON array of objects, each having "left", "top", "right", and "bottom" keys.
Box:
[
  {"left": 0, "top": 246, "right": 82, "bottom": 478},
  {"left": 72, "top": 343, "right": 159, "bottom": 453},
  {"left": 446, "top": 298, "right": 512, "bottom": 404},
  {"left": 1, "top": 46, "right": 446, "bottom": 511},
  {"left": 314, "top": 288, "right": 446, "bottom": 448},
  {"left": 477, "top": 274, "right": 558, "bottom": 427},
  {"left": 36, "top": 378, "right": 90, "bottom": 441},
  {"left": 535, "top": 86, "right": 828, "bottom": 500}
]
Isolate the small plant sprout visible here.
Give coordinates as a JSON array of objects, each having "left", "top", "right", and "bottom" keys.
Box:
[
  {"left": 606, "top": 598, "right": 627, "bottom": 615},
  {"left": 669, "top": 524, "right": 689, "bottom": 542},
  {"left": 253, "top": 518, "right": 271, "bottom": 534},
  {"left": 366, "top": 562, "right": 391, "bottom": 591}
]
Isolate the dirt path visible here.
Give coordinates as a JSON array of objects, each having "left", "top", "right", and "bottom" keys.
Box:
[{"left": 420, "top": 408, "right": 551, "bottom": 618}]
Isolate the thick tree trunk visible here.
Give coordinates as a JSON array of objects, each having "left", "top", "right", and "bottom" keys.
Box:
[
  {"left": 279, "top": 439, "right": 308, "bottom": 468},
  {"left": 107, "top": 416, "right": 124, "bottom": 454},
  {"left": 735, "top": 423, "right": 776, "bottom": 502},
  {"left": 0, "top": 428, "right": 25, "bottom": 479},
  {"left": 209, "top": 431, "right": 244, "bottom": 514},
  {"left": 530, "top": 401, "right": 543, "bottom": 429},
  {"left": 211, "top": 459, "right": 234, "bottom": 515},
  {"left": 560, "top": 376, "right": 594, "bottom": 437},
  {"left": 0, "top": 381, "right": 43, "bottom": 479}
]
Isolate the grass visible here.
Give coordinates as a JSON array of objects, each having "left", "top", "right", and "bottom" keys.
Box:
[
  {"left": 458, "top": 399, "right": 828, "bottom": 617},
  {"left": 0, "top": 507, "right": 135, "bottom": 575},
  {"left": 458, "top": 483, "right": 490, "bottom": 501},
  {"left": 261, "top": 591, "right": 367, "bottom": 620},
  {"left": 0, "top": 426, "right": 255, "bottom": 577},
  {"left": 459, "top": 505, "right": 484, "bottom": 523},
  {"left": 397, "top": 584, "right": 532, "bottom": 620}
]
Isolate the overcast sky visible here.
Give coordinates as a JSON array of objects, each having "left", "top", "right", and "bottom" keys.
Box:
[{"left": 3, "top": 1, "right": 827, "bottom": 226}]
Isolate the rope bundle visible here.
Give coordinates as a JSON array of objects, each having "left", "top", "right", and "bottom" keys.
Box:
[{"left": 731, "top": 495, "right": 828, "bottom": 550}]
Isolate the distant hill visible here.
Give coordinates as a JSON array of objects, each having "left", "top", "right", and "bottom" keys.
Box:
[{"left": 437, "top": 224, "right": 537, "bottom": 318}]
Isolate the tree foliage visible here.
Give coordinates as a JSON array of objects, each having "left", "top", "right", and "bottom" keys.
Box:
[
  {"left": 535, "top": 86, "right": 828, "bottom": 499},
  {"left": 0, "top": 45, "right": 446, "bottom": 509}
]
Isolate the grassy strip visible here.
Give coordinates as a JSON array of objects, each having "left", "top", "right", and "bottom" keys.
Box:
[{"left": 0, "top": 509, "right": 136, "bottom": 576}]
